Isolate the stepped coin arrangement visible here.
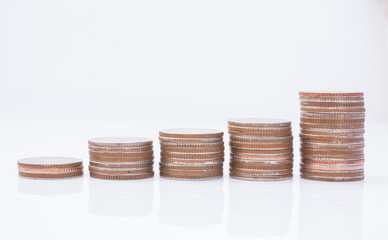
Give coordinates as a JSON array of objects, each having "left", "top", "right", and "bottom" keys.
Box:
[
  {"left": 88, "top": 137, "right": 154, "bottom": 180},
  {"left": 228, "top": 118, "right": 294, "bottom": 181},
  {"left": 159, "top": 128, "right": 224, "bottom": 180},
  {"left": 17, "top": 157, "right": 83, "bottom": 179},
  {"left": 299, "top": 91, "right": 365, "bottom": 182}
]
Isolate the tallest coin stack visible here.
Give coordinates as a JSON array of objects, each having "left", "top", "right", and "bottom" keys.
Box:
[{"left": 299, "top": 91, "right": 365, "bottom": 182}]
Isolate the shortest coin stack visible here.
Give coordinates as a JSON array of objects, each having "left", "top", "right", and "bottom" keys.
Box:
[
  {"left": 228, "top": 118, "right": 294, "bottom": 181},
  {"left": 159, "top": 128, "right": 224, "bottom": 180},
  {"left": 17, "top": 157, "right": 84, "bottom": 179},
  {"left": 88, "top": 137, "right": 154, "bottom": 180}
]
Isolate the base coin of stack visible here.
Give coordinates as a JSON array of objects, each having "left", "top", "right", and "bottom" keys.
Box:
[
  {"left": 17, "top": 157, "right": 83, "bottom": 179},
  {"left": 88, "top": 137, "right": 154, "bottom": 180},
  {"left": 159, "top": 128, "right": 224, "bottom": 180},
  {"left": 228, "top": 118, "right": 294, "bottom": 181},
  {"left": 299, "top": 91, "right": 365, "bottom": 182}
]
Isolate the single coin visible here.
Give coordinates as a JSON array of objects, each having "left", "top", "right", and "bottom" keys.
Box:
[
  {"left": 230, "top": 162, "right": 293, "bottom": 170},
  {"left": 300, "top": 101, "right": 365, "bottom": 108},
  {"left": 230, "top": 173, "right": 293, "bottom": 181},
  {"left": 300, "top": 122, "right": 365, "bottom": 130},
  {"left": 299, "top": 91, "right": 364, "bottom": 97},
  {"left": 161, "top": 151, "right": 224, "bottom": 160},
  {"left": 231, "top": 153, "right": 294, "bottom": 160},
  {"left": 228, "top": 130, "right": 292, "bottom": 137},
  {"left": 300, "top": 174, "right": 364, "bottom": 182},
  {"left": 300, "top": 117, "right": 365, "bottom": 125},
  {"left": 17, "top": 157, "right": 83, "bottom": 169},
  {"left": 300, "top": 133, "right": 364, "bottom": 141},
  {"left": 230, "top": 168, "right": 293, "bottom": 176},
  {"left": 230, "top": 147, "right": 293, "bottom": 155},
  {"left": 89, "top": 160, "right": 153, "bottom": 169},
  {"left": 160, "top": 146, "right": 224, "bottom": 154},
  {"left": 160, "top": 171, "right": 223, "bottom": 180},
  {"left": 18, "top": 165, "right": 83, "bottom": 173},
  {"left": 301, "top": 158, "right": 365, "bottom": 165},
  {"left": 299, "top": 97, "right": 364, "bottom": 102},
  {"left": 300, "top": 143, "right": 364, "bottom": 151},
  {"left": 301, "top": 107, "right": 365, "bottom": 113},
  {"left": 159, "top": 136, "right": 223, "bottom": 143},
  {"left": 228, "top": 118, "right": 291, "bottom": 128},
  {"left": 88, "top": 145, "right": 153, "bottom": 153},
  {"left": 89, "top": 150, "right": 153, "bottom": 159},
  {"left": 228, "top": 125, "right": 292, "bottom": 133},
  {"left": 299, "top": 154, "right": 364, "bottom": 161},
  {"left": 160, "top": 141, "right": 224, "bottom": 148},
  {"left": 89, "top": 155, "right": 154, "bottom": 163},
  {"left": 89, "top": 166, "right": 153, "bottom": 174},
  {"left": 18, "top": 171, "right": 83, "bottom": 179},
  {"left": 161, "top": 157, "right": 224, "bottom": 165},
  {"left": 300, "top": 149, "right": 364, "bottom": 157},
  {"left": 159, "top": 128, "right": 223, "bottom": 138},
  {"left": 229, "top": 135, "right": 293, "bottom": 143},
  {"left": 300, "top": 163, "right": 364, "bottom": 171},
  {"left": 300, "top": 138, "right": 365, "bottom": 145},
  {"left": 160, "top": 169, "right": 223, "bottom": 176},
  {"left": 301, "top": 112, "right": 365, "bottom": 119},
  {"left": 230, "top": 141, "right": 293, "bottom": 150},
  {"left": 300, "top": 129, "right": 365, "bottom": 136},
  {"left": 159, "top": 162, "right": 223, "bottom": 170},
  {"left": 88, "top": 137, "right": 153, "bottom": 147},
  {"left": 231, "top": 158, "right": 293, "bottom": 165},
  {"left": 90, "top": 171, "right": 154, "bottom": 180}
]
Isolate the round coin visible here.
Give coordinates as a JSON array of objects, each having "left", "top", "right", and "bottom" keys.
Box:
[
  {"left": 90, "top": 171, "right": 154, "bottom": 180},
  {"left": 17, "top": 157, "right": 83, "bottom": 169},
  {"left": 88, "top": 137, "right": 153, "bottom": 147},
  {"left": 159, "top": 128, "right": 223, "bottom": 138},
  {"left": 19, "top": 171, "right": 83, "bottom": 179}
]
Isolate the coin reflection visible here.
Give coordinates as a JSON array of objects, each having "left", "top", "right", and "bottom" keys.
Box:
[
  {"left": 227, "top": 179, "right": 293, "bottom": 237},
  {"left": 298, "top": 180, "right": 364, "bottom": 240},
  {"left": 18, "top": 176, "right": 84, "bottom": 195},
  {"left": 88, "top": 177, "right": 154, "bottom": 217},
  {"left": 159, "top": 178, "right": 224, "bottom": 227}
]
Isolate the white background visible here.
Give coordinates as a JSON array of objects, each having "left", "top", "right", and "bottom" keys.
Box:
[{"left": 0, "top": 0, "right": 387, "bottom": 240}]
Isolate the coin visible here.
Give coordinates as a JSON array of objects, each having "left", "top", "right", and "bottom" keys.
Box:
[
  {"left": 89, "top": 166, "right": 153, "bottom": 174},
  {"left": 230, "top": 147, "right": 293, "bottom": 155},
  {"left": 230, "top": 162, "right": 293, "bottom": 170},
  {"left": 160, "top": 141, "right": 224, "bottom": 148},
  {"left": 19, "top": 171, "right": 83, "bottom": 179},
  {"left": 300, "top": 174, "right": 364, "bottom": 182},
  {"left": 300, "top": 143, "right": 365, "bottom": 151},
  {"left": 159, "top": 136, "right": 223, "bottom": 143},
  {"left": 89, "top": 150, "right": 154, "bottom": 159},
  {"left": 230, "top": 173, "right": 293, "bottom": 181},
  {"left": 228, "top": 118, "right": 291, "bottom": 128},
  {"left": 160, "top": 171, "right": 223, "bottom": 180},
  {"left": 230, "top": 141, "right": 293, "bottom": 149},
  {"left": 230, "top": 135, "right": 293, "bottom": 144},
  {"left": 300, "top": 122, "right": 365, "bottom": 130},
  {"left": 230, "top": 168, "right": 293, "bottom": 176},
  {"left": 300, "top": 101, "right": 365, "bottom": 108},
  {"left": 88, "top": 137, "right": 153, "bottom": 147},
  {"left": 90, "top": 171, "right": 154, "bottom": 180},
  {"left": 89, "top": 160, "right": 154, "bottom": 169},
  {"left": 89, "top": 155, "right": 154, "bottom": 163},
  {"left": 299, "top": 91, "right": 364, "bottom": 97},
  {"left": 88, "top": 145, "right": 153, "bottom": 152},
  {"left": 159, "top": 128, "right": 223, "bottom": 138},
  {"left": 18, "top": 165, "right": 83, "bottom": 173},
  {"left": 159, "top": 162, "right": 223, "bottom": 170},
  {"left": 301, "top": 158, "right": 365, "bottom": 165},
  {"left": 160, "top": 157, "right": 224, "bottom": 165},
  {"left": 160, "top": 145, "right": 225, "bottom": 154},
  {"left": 17, "top": 157, "right": 83, "bottom": 169},
  {"left": 300, "top": 163, "right": 364, "bottom": 171},
  {"left": 161, "top": 151, "right": 224, "bottom": 160},
  {"left": 300, "top": 107, "right": 365, "bottom": 113}
]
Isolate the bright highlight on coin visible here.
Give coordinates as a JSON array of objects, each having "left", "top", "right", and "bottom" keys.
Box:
[
  {"left": 88, "top": 137, "right": 154, "bottom": 180},
  {"left": 159, "top": 128, "right": 224, "bottom": 180},
  {"left": 299, "top": 91, "right": 365, "bottom": 182},
  {"left": 228, "top": 118, "right": 294, "bottom": 181}
]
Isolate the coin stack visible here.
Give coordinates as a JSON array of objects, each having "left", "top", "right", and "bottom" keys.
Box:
[
  {"left": 228, "top": 118, "right": 294, "bottom": 181},
  {"left": 299, "top": 91, "right": 365, "bottom": 182},
  {"left": 159, "top": 128, "right": 224, "bottom": 180},
  {"left": 17, "top": 157, "right": 83, "bottom": 179},
  {"left": 88, "top": 137, "right": 154, "bottom": 180}
]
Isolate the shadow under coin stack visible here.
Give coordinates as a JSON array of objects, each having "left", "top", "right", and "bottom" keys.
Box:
[
  {"left": 228, "top": 118, "right": 294, "bottom": 181},
  {"left": 299, "top": 91, "right": 365, "bottom": 182},
  {"left": 17, "top": 157, "right": 83, "bottom": 179},
  {"left": 159, "top": 128, "right": 224, "bottom": 180},
  {"left": 88, "top": 137, "right": 154, "bottom": 180}
]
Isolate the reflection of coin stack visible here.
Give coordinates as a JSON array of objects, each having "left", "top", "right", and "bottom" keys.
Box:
[
  {"left": 228, "top": 118, "right": 294, "bottom": 181},
  {"left": 159, "top": 128, "right": 224, "bottom": 180},
  {"left": 299, "top": 92, "right": 365, "bottom": 182},
  {"left": 17, "top": 157, "right": 83, "bottom": 179},
  {"left": 88, "top": 137, "right": 154, "bottom": 180}
]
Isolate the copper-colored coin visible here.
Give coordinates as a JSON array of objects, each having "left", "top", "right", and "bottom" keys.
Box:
[
  {"left": 160, "top": 171, "right": 223, "bottom": 180},
  {"left": 230, "top": 141, "right": 293, "bottom": 150},
  {"left": 89, "top": 155, "right": 154, "bottom": 163},
  {"left": 230, "top": 147, "right": 293, "bottom": 155},
  {"left": 300, "top": 128, "right": 365, "bottom": 136},
  {"left": 89, "top": 165, "right": 153, "bottom": 174},
  {"left": 88, "top": 145, "right": 153, "bottom": 153},
  {"left": 300, "top": 163, "right": 364, "bottom": 171},
  {"left": 301, "top": 107, "right": 365, "bottom": 113},
  {"left": 230, "top": 173, "right": 293, "bottom": 181},
  {"left": 90, "top": 171, "right": 154, "bottom": 180},
  {"left": 161, "top": 151, "right": 224, "bottom": 160},
  {"left": 88, "top": 137, "right": 153, "bottom": 147},
  {"left": 300, "top": 133, "right": 364, "bottom": 141},
  {"left": 18, "top": 165, "right": 83, "bottom": 173},
  {"left": 299, "top": 91, "right": 364, "bottom": 97},
  {"left": 228, "top": 130, "right": 292, "bottom": 137},
  {"left": 159, "top": 136, "right": 223, "bottom": 144},
  {"left": 231, "top": 158, "right": 293, "bottom": 166},
  {"left": 231, "top": 153, "right": 294, "bottom": 160},
  {"left": 160, "top": 146, "right": 225, "bottom": 154},
  {"left": 229, "top": 135, "right": 293, "bottom": 144},
  {"left": 299, "top": 154, "right": 364, "bottom": 161},
  {"left": 228, "top": 126, "right": 292, "bottom": 133},
  {"left": 89, "top": 150, "right": 153, "bottom": 159},
  {"left": 160, "top": 157, "right": 224, "bottom": 165},
  {"left": 228, "top": 118, "right": 291, "bottom": 128},
  {"left": 17, "top": 157, "right": 83, "bottom": 169},
  {"left": 160, "top": 141, "right": 224, "bottom": 148},
  {"left": 160, "top": 168, "right": 223, "bottom": 176},
  {"left": 230, "top": 162, "right": 293, "bottom": 170},
  {"left": 300, "top": 122, "right": 365, "bottom": 130},
  {"left": 301, "top": 174, "right": 364, "bottom": 182},
  {"left": 300, "top": 101, "right": 365, "bottom": 108},
  {"left": 300, "top": 149, "right": 364, "bottom": 157},
  {"left": 159, "top": 128, "right": 223, "bottom": 138},
  {"left": 301, "top": 112, "right": 365, "bottom": 119},
  {"left": 300, "top": 117, "right": 365, "bottom": 125},
  {"left": 299, "top": 97, "right": 365, "bottom": 102},
  {"left": 19, "top": 171, "right": 83, "bottom": 179},
  {"left": 230, "top": 168, "right": 293, "bottom": 176},
  {"left": 300, "top": 138, "right": 365, "bottom": 145},
  {"left": 300, "top": 143, "right": 364, "bottom": 151},
  {"left": 89, "top": 160, "right": 153, "bottom": 169},
  {"left": 301, "top": 158, "right": 364, "bottom": 165},
  {"left": 159, "top": 162, "right": 223, "bottom": 170}
]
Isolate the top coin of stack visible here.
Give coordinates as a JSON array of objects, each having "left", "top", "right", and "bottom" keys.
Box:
[
  {"left": 299, "top": 91, "right": 365, "bottom": 182},
  {"left": 88, "top": 137, "right": 154, "bottom": 180},
  {"left": 17, "top": 157, "right": 84, "bottom": 179},
  {"left": 159, "top": 128, "right": 224, "bottom": 180},
  {"left": 228, "top": 118, "right": 294, "bottom": 181}
]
